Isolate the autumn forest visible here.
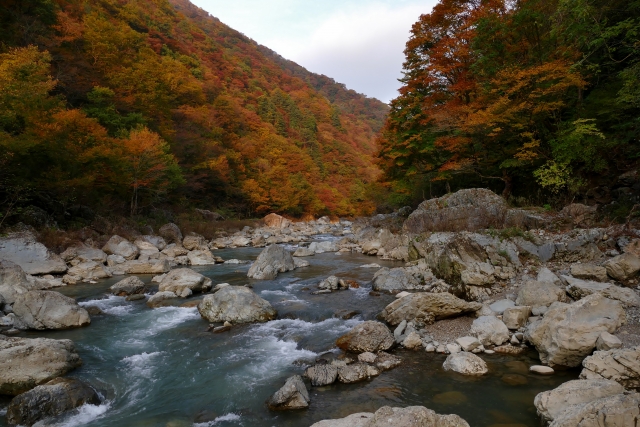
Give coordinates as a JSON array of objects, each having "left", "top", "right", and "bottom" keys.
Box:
[{"left": 1, "top": 0, "right": 639, "bottom": 225}]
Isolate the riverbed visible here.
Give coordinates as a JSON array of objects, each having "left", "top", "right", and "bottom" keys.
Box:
[{"left": 0, "top": 240, "right": 579, "bottom": 427}]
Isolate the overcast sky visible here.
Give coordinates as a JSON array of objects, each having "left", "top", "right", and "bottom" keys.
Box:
[{"left": 189, "top": 0, "right": 438, "bottom": 103}]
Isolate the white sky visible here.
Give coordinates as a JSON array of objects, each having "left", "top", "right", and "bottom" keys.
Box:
[{"left": 189, "top": 0, "right": 438, "bottom": 103}]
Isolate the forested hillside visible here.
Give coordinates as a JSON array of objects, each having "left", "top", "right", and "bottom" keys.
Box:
[
  {"left": 379, "top": 0, "right": 640, "bottom": 207},
  {"left": 0, "top": 0, "right": 388, "bottom": 225}
]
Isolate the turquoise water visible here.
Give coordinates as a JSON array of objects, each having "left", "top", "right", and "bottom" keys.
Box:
[{"left": 0, "top": 243, "right": 578, "bottom": 427}]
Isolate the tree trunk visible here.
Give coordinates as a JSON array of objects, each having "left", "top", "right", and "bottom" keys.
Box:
[{"left": 501, "top": 172, "right": 513, "bottom": 199}]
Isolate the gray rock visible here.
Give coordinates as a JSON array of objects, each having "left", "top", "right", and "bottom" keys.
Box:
[
  {"left": 0, "top": 336, "right": 82, "bottom": 395},
  {"left": 146, "top": 291, "right": 177, "bottom": 308},
  {"left": 158, "top": 268, "right": 212, "bottom": 297},
  {"left": 489, "top": 299, "right": 515, "bottom": 314},
  {"left": 187, "top": 250, "right": 217, "bottom": 266},
  {"left": 293, "top": 258, "right": 310, "bottom": 268},
  {"left": 110, "top": 276, "right": 146, "bottom": 296},
  {"left": 0, "top": 259, "right": 31, "bottom": 304},
  {"left": 6, "top": 378, "right": 100, "bottom": 426},
  {"left": 358, "top": 352, "right": 377, "bottom": 364},
  {"left": 537, "top": 267, "right": 562, "bottom": 285},
  {"left": 336, "top": 321, "right": 394, "bottom": 353},
  {"left": 266, "top": 375, "right": 309, "bottom": 410},
  {"left": 456, "top": 336, "right": 482, "bottom": 352},
  {"left": 380, "top": 292, "right": 482, "bottom": 326},
  {"left": 502, "top": 306, "right": 531, "bottom": 330},
  {"left": 548, "top": 392, "right": 640, "bottom": 427},
  {"left": 596, "top": 332, "right": 623, "bottom": 351},
  {"left": 13, "top": 291, "right": 90, "bottom": 330},
  {"left": 293, "top": 247, "right": 314, "bottom": 257},
  {"left": 337, "top": 363, "right": 370, "bottom": 383},
  {"left": 375, "top": 351, "right": 401, "bottom": 371},
  {"left": 318, "top": 276, "right": 340, "bottom": 291},
  {"left": 119, "top": 259, "right": 170, "bottom": 275},
  {"left": 67, "top": 261, "right": 111, "bottom": 281},
  {"left": 182, "top": 234, "right": 208, "bottom": 251},
  {"left": 580, "top": 346, "right": 640, "bottom": 388},
  {"left": 247, "top": 245, "right": 296, "bottom": 280},
  {"left": 198, "top": 286, "right": 276, "bottom": 324},
  {"left": 0, "top": 232, "right": 67, "bottom": 275},
  {"left": 158, "top": 223, "right": 183, "bottom": 244},
  {"left": 563, "top": 275, "right": 640, "bottom": 307},
  {"left": 102, "top": 235, "right": 139, "bottom": 260},
  {"left": 570, "top": 263, "right": 608, "bottom": 282},
  {"left": 60, "top": 244, "right": 107, "bottom": 265},
  {"left": 516, "top": 280, "right": 565, "bottom": 307},
  {"left": 443, "top": 352, "right": 488, "bottom": 375},
  {"left": 470, "top": 316, "right": 509, "bottom": 346},
  {"left": 310, "top": 406, "right": 470, "bottom": 427},
  {"left": 404, "top": 188, "right": 507, "bottom": 233},
  {"left": 605, "top": 252, "right": 640, "bottom": 282},
  {"left": 534, "top": 379, "right": 625, "bottom": 424},
  {"left": 304, "top": 365, "right": 338, "bottom": 386},
  {"left": 308, "top": 241, "right": 338, "bottom": 253},
  {"left": 525, "top": 294, "right": 626, "bottom": 367},
  {"left": 137, "top": 235, "right": 167, "bottom": 250},
  {"left": 372, "top": 260, "right": 435, "bottom": 292},
  {"left": 530, "top": 365, "right": 554, "bottom": 375}
]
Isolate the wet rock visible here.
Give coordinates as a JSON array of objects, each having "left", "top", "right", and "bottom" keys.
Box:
[
  {"left": 580, "top": 346, "right": 640, "bottom": 388},
  {"left": 604, "top": 252, "right": 640, "bottom": 282},
  {"left": 158, "top": 268, "right": 212, "bottom": 297},
  {"left": 375, "top": 351, "right": 401, "bottom": 371},
  {"left": 318, "top": 276, "right": 340, "bottom": 291},
  {"left": 563, "top": 275, "right": 640, "bottom": 307},
  {"left": 530, "top": 365, "right": 554, "bottom": 375},
  {"left": 336, "top": 321, "right": 394, "bottom": 353},
  {"left": 310, "top": 406, "right": 470, "bottom": 427},
  {"left": 534, "top": 379, "right": 625, "bottom": 424},
  {"left": 380, "top": 292, "right": 482, "bottom": 326},
  {"left": 13, "top": 291, "right": 90, "bottom": 330},
  {"left": 6, "top": 378, "right": 100, "bottom": 426},
  {"left": 158, "top": 223, "right": 183, "bottom": 244},
  {"left": 570, "top": 263, "right": 608, "bottom": 282},
  {"left": 110, "top": 276, "right": 146, "bottom": 296},
  {"left": 187, "top": 250, "right": 217, "bottom": 266},
  {"left": 266, "top": 375, "right": 309, "bottom": 410},
  {"left": 443, "top": 352, "right": 488, "bottom": 375},
  {"left": 293, "top": 247, "right": 314, "bottom": 257},
  {"left": 126, "top": 294, "right": 145, "bottom": 302},
  {"left": 493, "top": 344, "right": 527, "bottom": 355},
  {"left": 293, "top": 258, "right": 310, "bottom": 268},
  {"left": 372, "top": 260, "right": 436, "bottom": 292},
  {"left": 471, "top": 316, "right": 509, "bottom": 346},
  {"left": 402, "top": 331, "right": 423, "bottom": 350},
  {"left": 525, "top": 294, "right": 625, "bottom": 368},
  {"left": 358, "top": 352, "right": 377, "bottom": 364},
  {"left": 102, "top": 235, "right": 139, "bottom": 260},
  {"left": 247, "top": 245, "right": 296, "bottom": 280},
  {"left": 404, "top": 188, "right": 507, "bottom": 233},
  {"left": 0, "top": 336, "right": 82, "bottom": 395},
  {"left": 304, "top": 365, "right": 338, "bottom": 386},
  {"left": 596, "top": 332, "right": 623, "bottom": 351},
  {"left": 84, "top": 306, "right": 104, "bottom": 315},
  {"left": 502, "top": 306, "right": 531, "bottom": 330},
  {"left": 515, "top": 281, "right": 565, "bottom": 307},
  {"left": 0, "top": 232, "right": 67, "bottom": 275},
  {"left": 198, "top": 286, "right": 276, "bottom": 324},
  {"left": 146, "top": 291, "right": 178, "bottom": 308},
  {"left": 337, "top": 363, "right": 370, "bottom": 383},
  {"left": 501, "top": 374, "right": 527, "bottom": 386}
]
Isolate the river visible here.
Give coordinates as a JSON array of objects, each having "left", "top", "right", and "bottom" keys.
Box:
[{"left": 0, "top": 238, "right": 579, "bottom": 427}]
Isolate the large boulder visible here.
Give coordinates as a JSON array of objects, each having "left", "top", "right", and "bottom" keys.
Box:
[
  {"left": 443, "top": 352, "right": 488, "bottom": 375},
  {"left": 308, "top": 241, "right": 338, "bottom": 253},
  {"left": 605, "top": 252, "right": 640, "bottom": 282},
  {"left": 337, "top": 363, "right": 372, "bottom": 384},
  {"left": 372, "top": 260, "right": 436, "bottom": 292},
  {"left": 336, "top": 321, "right": 394, "bottom": 353},
  {"left": 67, "top": 261, "right": 112, "bottom": 281},
  {"left": 60, "top": 244, "right": 107, "bottom": 265},
  {"left": 0, "top": 336, "right": 82, "bottom": 395},
  {"left": 158, "top": 268, "right": 212, "bottom": 297},
  {"left": 570, "top": 263, "right": 608, "bottom": 282},
  {"left": 12, "top": 291, "right": 90, "bottom": 330},
  {"left": 547, "top": 392, "right": 640, "bottom": 427},
  {"left": 502, "top": 306, "right": 531, "bottom": 329},
  {"left": 137, "top": 235, "right": 167, "bottom": 250},
  {"left": 470, "top": 316, "right": 510, "bottom": 346},
  {"left": 101, "top": 235, "right": 139, "bottom": 260},
  {"left": 247, "top": 245, "right": 295, "bottom": 280},
  {"left": 182, "top": 234, "right": 208, "bottom": 251},
  {"left": 304, "top": 365, "right": 338, "bottom": 387},
  {"left": 187, "top": 250, "right": 217, "bottom": 266},
  {"left": 266, "top": 375, "right": 309, "bottom": 410},
  {"left": 310, "top": 406, "right": 470, "bottom": 427},
  {"left": 525, "top": 294, "right": 626, "bottom": 367},
  {"left": 146, "top": 291, "right": 177, "bottom": 308},
  {"left": 580, "top": 346, "right": 640, "bottom": 388},
  {"left": 534, "top": 379, "right": 625, "bottom": 424},
  {"left": 264, "top": 213, "right": 291, "bottom": 229},
  {"left": 158, "top": 223, "right": 183, "bottom": 244},
  {"left": 198, "top": 286, "right": 276, "bottom": 324},
  {"left": 563, "top": 275, "right": 640, "bottom": 307},
  {"left": 6, "top": 378, "right": 101, "bottom": 426},
  {"left": 404, "top": 188, "right": 507, "bottom": 233},
  {"left": 380, "top": 292, "right": 481, "bottom": 326},
  {"left": 110, "top": 276, "right": 147, "bottom": 296},
  {"left": 0, "top": 232, "right": 67, "bottom": 275},
  {"left": 516, "top": 280, "right": 566, "bottom": 307},
  {"left": 0, "top": 259, "right": 31, "bottom": 304}
]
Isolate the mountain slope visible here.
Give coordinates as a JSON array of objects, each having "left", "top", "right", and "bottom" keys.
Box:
[{"left": 0, "top": 0, "right": 387, "bottom": 220}]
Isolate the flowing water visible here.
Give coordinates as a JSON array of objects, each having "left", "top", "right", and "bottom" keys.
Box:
[{"left": 0, "top": 239, "right": 579, "bottom": 427}]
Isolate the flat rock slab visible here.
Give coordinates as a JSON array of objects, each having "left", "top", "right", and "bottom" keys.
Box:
[{"left": 0, "top": 233, "right": 67, "bottom": 275}]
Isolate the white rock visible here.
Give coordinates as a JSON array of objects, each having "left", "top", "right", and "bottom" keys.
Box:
[
  {"left": 443, "top": 352, "right": 488, "bottom": 375},
  {"left": 471, "top": 316, "right": 510, "bottom": 346}
]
